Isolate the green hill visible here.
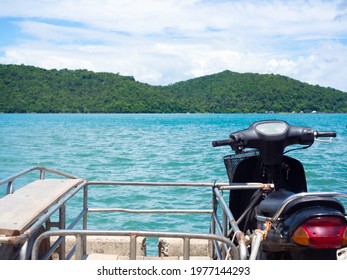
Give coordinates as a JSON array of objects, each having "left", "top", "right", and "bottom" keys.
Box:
[{"left": 0, "top": 64, "right": 346, "bottom": 113}]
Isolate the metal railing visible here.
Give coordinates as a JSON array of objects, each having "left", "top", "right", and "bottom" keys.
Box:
[
  {"left": 210, "top": 183, "right": 275, "bottom": 260},
  {"left": 31, "top": 229, "right": 237, "bottom": 260},
  {"left": 0, "top": 166, "right": 79, "bottom": 195},
  {"left": 0, "top": 166, "right": 243, "bottom": 260},
  {"left": 0, "top": 167, "right": 87, "bottom": 260}
]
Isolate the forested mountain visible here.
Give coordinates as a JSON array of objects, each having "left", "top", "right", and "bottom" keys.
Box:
[{"left": 0, "top": 64, "right": 346, "bottom": 113}]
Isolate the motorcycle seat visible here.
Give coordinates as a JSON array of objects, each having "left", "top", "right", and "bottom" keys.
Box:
[
  {"left": 256, "top": 189, "right": 294, "bottom": 218},
  {"left": 255, "top": 189, "right": 345, "bottom": 218}
]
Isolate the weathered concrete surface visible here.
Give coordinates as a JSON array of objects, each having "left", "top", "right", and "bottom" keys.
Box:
[
  {"left": 158, "top": 237, "right": 209, "bottom": 257},
  {"left": 51, "top": 236, "right": 146, "bottom": 259}
]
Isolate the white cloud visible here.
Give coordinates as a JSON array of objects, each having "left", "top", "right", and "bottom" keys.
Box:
[{"left": 0, "top": 0, "right": 347, "bottom": 91}]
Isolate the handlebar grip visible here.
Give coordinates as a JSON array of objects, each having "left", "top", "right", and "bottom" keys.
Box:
[
  {"left": 212, "top": 139, "right": 233, "bottom": 147},
  {"left": 315, "top": 131, "right": 336, "bottom": 138}
]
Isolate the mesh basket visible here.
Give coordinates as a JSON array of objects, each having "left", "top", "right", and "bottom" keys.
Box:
[{"left": 223, "top": 150, "right": 259, "bottom": 183}]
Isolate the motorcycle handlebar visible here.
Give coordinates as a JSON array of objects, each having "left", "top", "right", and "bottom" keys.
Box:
[
  {"left": 212, "top": 121, "right": 337, "bottom": 151},
  {"left": 212, "top": 139, "right": 233, "bottom": 147},
  {"left": 315, "top": 131, "right": 336, "bottom": 138},
  {"left": 212, "top": 131, "right": 336, "bottom": 147}
]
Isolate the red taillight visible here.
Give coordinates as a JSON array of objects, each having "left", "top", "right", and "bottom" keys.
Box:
[{"left": 292, "top": 216, "right": 347, "bottom": 249}]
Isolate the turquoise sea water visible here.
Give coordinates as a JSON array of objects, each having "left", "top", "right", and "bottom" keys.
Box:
[{"left": 0, "top": 113, "right": 346, "bottom": 236}]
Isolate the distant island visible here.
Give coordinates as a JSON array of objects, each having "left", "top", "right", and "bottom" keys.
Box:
[{"left": 0, "top": 64, "right": 346, "bottom": 113}]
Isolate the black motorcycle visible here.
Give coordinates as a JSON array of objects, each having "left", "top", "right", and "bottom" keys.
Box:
[{"left": 212, "top": 120, "right": 347, "bottom": 260}]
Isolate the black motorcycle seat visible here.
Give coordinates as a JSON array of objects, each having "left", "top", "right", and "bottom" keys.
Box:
[
  {"left": 256, "top": 189, "right": 345, "bottom": 218},
  {"left": 256, "top": 189, "right": 294, "bottom": 217}
]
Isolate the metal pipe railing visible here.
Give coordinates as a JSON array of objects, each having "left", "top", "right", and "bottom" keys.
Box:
[
  {"left": 31, "top": 229, "right": 238, "bottom": 260},
  {"left": 0, "top": 181, "right": 88, "bottom": 246},
  {"left": 213, "top": 187, "right": 239, "bottom": 234},
  {"left": 213, "top": 187, "right": 250, "bottom": 260},
  {"left": 1, "top": 166, "right": 272, "bottom": 261},
  {"left": 88, "top": 208, "right": 212, "bottom": 214},
  {"left": 0, "top": 166, "right": 79, "bottom": 189}
]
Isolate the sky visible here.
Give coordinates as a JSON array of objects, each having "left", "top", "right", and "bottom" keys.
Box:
[{"left": 0, "top": 0, "right": 347, "bottom": 92}]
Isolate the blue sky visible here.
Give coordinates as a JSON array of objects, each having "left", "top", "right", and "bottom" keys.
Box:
[{"left": 0, "top": 0, "right": 347, "bottom": 92}]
